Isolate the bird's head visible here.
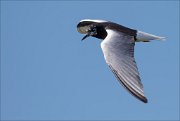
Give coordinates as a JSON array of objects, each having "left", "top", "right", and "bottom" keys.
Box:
[{"left": 77, "top": 19, "right": 108, "bottom": 41}]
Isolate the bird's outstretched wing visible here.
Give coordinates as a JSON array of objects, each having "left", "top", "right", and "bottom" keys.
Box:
[{"left": 101, "top": 29, "right": 148, "bottom": 103}]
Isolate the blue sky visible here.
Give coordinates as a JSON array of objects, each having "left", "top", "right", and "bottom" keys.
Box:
[{"left": 1, "top": 1, "right": 179, "bottom": 120}]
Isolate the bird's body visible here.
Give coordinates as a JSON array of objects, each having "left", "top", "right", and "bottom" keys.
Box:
[{"left": 77, "top": 19, "right": 165, "bottom": 103}]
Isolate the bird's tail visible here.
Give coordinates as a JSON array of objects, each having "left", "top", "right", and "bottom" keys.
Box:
[{"left": 136, "top": 31, "right": 166, "bottom": 42}]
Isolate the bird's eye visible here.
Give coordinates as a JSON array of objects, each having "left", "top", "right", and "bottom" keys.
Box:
[
  {"left": 92, "top": 27, "right": 96, "bottom": 32},
  {"left": 91, "top": 27, "right": 97, "bottom": 35},
  {"left": 86, "top": 26, "right": 96, "bottom": 32},
  {"left": 88, "top": 25, "right": 96, "bottom": 31}
]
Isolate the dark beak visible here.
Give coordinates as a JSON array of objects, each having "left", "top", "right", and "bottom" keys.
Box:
[{"left": 81, "top": 34, "right": 90, "bottom": 41}]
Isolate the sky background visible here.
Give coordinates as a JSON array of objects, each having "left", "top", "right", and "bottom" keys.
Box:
[{"left": 1, "top": 1, "right": 179, "bottom": 120}]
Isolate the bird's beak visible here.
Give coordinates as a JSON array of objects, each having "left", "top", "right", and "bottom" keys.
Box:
[
  {"left": 81, "top": 31, "right": 95, "bottom": 41},
  {"left": 81, "top": 34, "right": 90, "bottom": 41}
]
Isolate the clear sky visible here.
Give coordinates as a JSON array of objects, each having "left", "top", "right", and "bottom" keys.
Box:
[{"left": 1, "top": 1, "right": 179, "bottom": 120}]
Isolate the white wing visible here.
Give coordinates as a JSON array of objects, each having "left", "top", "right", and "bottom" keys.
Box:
[{"left": 101, "top": 29, "right": 148, "bottom": 103}]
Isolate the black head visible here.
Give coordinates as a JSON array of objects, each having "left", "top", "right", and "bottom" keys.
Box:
[{"left": 77, "top": 20, "right": 107, "bottom": 41}]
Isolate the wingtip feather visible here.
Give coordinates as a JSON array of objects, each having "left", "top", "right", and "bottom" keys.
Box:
[{"left": 142, "top": 97, "right": 148, "bottom": 103}]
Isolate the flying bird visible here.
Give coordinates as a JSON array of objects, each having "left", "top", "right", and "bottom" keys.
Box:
[{"left": 77, "top": 19, "right": 165, "bottom": 103}]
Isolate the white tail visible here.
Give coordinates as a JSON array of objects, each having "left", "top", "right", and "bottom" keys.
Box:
[{"left": 136, "top": 31, "right": 165, "bottom": 42}]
